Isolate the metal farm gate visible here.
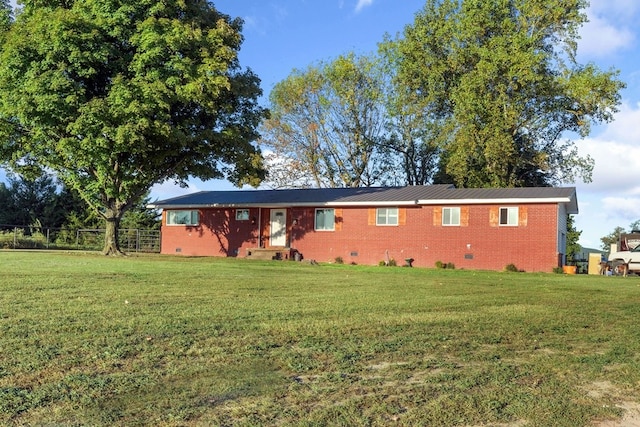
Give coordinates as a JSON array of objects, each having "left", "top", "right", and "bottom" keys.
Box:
[{"left": 0, "top": 224, "right": 160, "bottom": 253}]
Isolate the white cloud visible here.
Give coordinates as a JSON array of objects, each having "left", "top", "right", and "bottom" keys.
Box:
[
  {"left": 575, "top": 102, "right": 640, "bottom": 194},
  {"left": 601, "top": 196, "right": 640, "bottom": 223},
  {"left": 578, "top": 13, "right": 634, "bottom": 58},
  {"left": 573, "top": 101, "right": 640, "bottom": 246},
  {"left": 354, "top": 0, "right": 373, "bottom": 13},
  {"left": 587, "top": 0, "right": 640, "bottom": 21}
]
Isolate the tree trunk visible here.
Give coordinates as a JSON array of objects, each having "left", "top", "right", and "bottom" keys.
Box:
[{"left": 103, "top": 212, "right": 124, "bottom": 256}]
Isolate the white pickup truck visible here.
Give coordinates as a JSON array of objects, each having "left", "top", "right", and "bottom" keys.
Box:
[{"left": 607, "top": 246, "right": 640, "bottom": 275}]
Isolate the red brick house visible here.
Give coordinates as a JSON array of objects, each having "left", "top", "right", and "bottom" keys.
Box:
[{"left": 150, "top": 185, "right": 578, "bottom": 272}]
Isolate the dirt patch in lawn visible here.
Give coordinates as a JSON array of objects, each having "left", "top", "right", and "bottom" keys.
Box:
[{"left": 588, "top": 381, "right": 640, "bottom": 427}]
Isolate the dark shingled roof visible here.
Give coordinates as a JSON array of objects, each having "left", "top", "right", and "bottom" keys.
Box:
[{"left": 150, "top": 185, "right": 578, "bottom": 213}]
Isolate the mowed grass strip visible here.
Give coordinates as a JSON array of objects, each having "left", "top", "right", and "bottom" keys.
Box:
[{"left": 1, "top": 251, "right": 639, "bottom": 426}]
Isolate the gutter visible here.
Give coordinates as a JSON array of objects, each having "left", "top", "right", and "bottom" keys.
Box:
[{"left": 148, "top": 200, "right": 420, "bottom": 209}]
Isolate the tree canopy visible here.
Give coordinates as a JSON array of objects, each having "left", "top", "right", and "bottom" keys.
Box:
[
  {"left": 0, "top": 0, "right": 267, "bottom": 254},
  {"left": 260, "top": 0, "right": 624, "bottom": 190},
  {"left": 390, "top": 0, "right": 625, "bottom": 188},
  {"left": 260, "top": 53, "right": 389, "bottom": 188}
]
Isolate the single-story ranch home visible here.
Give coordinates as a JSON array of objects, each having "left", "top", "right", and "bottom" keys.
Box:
[{"left": 150, "top": 184, "right": 578, "bottom": 272}]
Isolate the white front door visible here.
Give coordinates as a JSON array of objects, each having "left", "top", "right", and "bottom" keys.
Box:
[{"left": 270, "top": 209, "right": 287, "bottom": 247}]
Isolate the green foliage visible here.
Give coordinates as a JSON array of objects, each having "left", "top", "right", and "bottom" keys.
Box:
[
  {"left": 0, "top": 225, "right": 47, "bottom": 249},
  {"left": 389, "top": 0, "right": 624, "bottom": 188},
  {"left": 435, "top": 260, "right": 455, "bottom": 269},
  {"left": 566, "top": 214, "right": 582, "bottom": 263},
  {"left": 553, "top": 266, "right": 564, "bottom": 274},
  {"left": 601, "top": 226, "right": 625, "bottom": 251},
  {"left": 0, "top": 0, "right": 11, "bottom": 34},
  {"left": 0, "top": 172, "right": 79, "bottom": 227},
  {"left": 0, "top": 0, "right": 267, "bottom": 254},
  {"left": 334, "top": 256, "right": 344, "bottom": 264},
  {"left": 261, "top": 53, "right": 388, "bottom": 188},
  {"left": 504, "top": 263, "right": 519, "bottom": 273},
  {"left": 2, "top": 252, "right": 638, "bottom": 425}
]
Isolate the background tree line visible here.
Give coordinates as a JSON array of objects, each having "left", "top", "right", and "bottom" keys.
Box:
[
  {"left": 259, "top": 0, "right": 624, "bottom": 190},
  {"left": 0, "top": 172, "right": 159, "bottom": 231}
]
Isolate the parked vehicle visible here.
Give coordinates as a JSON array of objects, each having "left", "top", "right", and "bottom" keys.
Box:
[{"left": 608, "top": 232, "right": 640, "bottom": 275}]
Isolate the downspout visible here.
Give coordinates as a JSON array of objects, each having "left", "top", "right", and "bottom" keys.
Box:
[{"left": 258, "top": 208, "right": 262, "bottom": 247}]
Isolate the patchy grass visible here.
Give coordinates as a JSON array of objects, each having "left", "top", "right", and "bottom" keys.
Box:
[{"left": 1, "top": 251, "right": 640, "bottom": 426}]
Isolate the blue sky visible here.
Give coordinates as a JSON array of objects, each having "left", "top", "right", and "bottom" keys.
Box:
[{"left": 5, "top": 0, "right": 640, "bottom": 249}]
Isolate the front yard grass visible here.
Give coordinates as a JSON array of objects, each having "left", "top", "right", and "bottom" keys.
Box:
[{"left": 1, "top": 251, "right": 639, "bottom": 426}]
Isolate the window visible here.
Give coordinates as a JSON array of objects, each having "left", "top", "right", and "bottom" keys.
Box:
[
  {"left": 442, "top": 207, "right": 460, "bottom": 226},
  {"left": 377, "top": 207, "right": 398, "bottom": 226},
  {"left": 315, "top": 209, "right": 335, "bottom": 231},
  {"left": 499, "top": 207, "right": 518, "bottom": 226},
  {"left": 166, "top": 210, "right": 199, "bottom": 226},
  {"left": 236, "top": 209, "right": 250, "bottom": 221}
]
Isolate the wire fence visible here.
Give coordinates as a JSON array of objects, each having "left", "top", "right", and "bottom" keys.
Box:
[{"left": 0, "top": 224, "right": 160, "bottom": 253}]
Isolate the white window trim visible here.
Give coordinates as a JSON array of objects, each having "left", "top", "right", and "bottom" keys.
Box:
[
  {"left": 315, "top": 208, "right": 335, "bottom": 231},
  {"left": 166, "top": 210, "right": 199, "bottom": 226},
  {"left": 442, "top": 207, "right": 461, "bottom": 226},
  {"left": 499, "top": 207, "right": 518, "bottom": 226},
  {"left": 376, "top": 207, "right": 399, "bottom": 226},
  {"left": 236, "top": 209, "right": 250, "bottom": 221}
]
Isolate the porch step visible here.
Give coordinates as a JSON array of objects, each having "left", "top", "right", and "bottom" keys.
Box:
[{"left": 245, "top": 248, "right": 291, "bottom": 260}]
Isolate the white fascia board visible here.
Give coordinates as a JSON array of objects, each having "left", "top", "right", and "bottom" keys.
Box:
[
  {"left": 321, "top": 201, "right": 419, "bottom": 207},
  {"left": 152, "top": 201, "right": 419, "bottom": 209},
  {"left": 417, "top": 197, "right": 571, "bottom": 205}
]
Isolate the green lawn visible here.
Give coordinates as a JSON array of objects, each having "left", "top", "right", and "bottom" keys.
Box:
[{"left": 1, "top": 251, "right": 639, "bottom": 426}]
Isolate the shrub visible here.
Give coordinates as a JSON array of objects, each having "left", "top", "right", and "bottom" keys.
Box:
[
  {"left": 552, "top": 266, "right": 564, "bottom": 274},
  {"left": 505, "top": 263, "right": 519, "bottom": 272},
  {"left": 388, "top": 258, "right": 397, "bottom": 267},
  {"left": 435, "top": 261, "right": 454, "bottom": 269},
  {"left": 334, "top": 256, "right": 344, "bottom": 264}
]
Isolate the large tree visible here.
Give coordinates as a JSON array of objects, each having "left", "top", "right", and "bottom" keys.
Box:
[
  {"left": 379, "top": 39, "right": 444, "bottom": 186},
  {"left": 391, "top": 0, "right": 625, "bottom": 188},
  {"left": 0, "top": 0, "right": 10, "bottom": 30},
  {"left": 0, "top": 0, "right": 267, "bottom": 254},
  {"left": 260, "top": 53, "right": 387, "bottom": 188}
]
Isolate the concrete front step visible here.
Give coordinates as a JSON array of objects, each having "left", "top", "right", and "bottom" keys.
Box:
[{"left": 245, "top": 248, "right": 291, "bottom": 260}]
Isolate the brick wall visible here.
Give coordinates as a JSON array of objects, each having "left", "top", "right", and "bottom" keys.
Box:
[{"left": 160, "top": 203, "right": 562, "bottom": 272}]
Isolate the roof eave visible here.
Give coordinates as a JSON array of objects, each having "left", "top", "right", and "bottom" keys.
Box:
[
  {"left": 418, "top": 197, "right": 573, "bottom": 205},
  {"left": 150, "top": 200, "right": 420, "bottom": 209},
  {"left": 418, "top": 197, "right": 578, "bottom": 214}
]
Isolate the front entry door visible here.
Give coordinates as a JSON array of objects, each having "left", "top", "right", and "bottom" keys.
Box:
[{"left": 270, "top": 209, "right": 287, "bottom": 247}]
